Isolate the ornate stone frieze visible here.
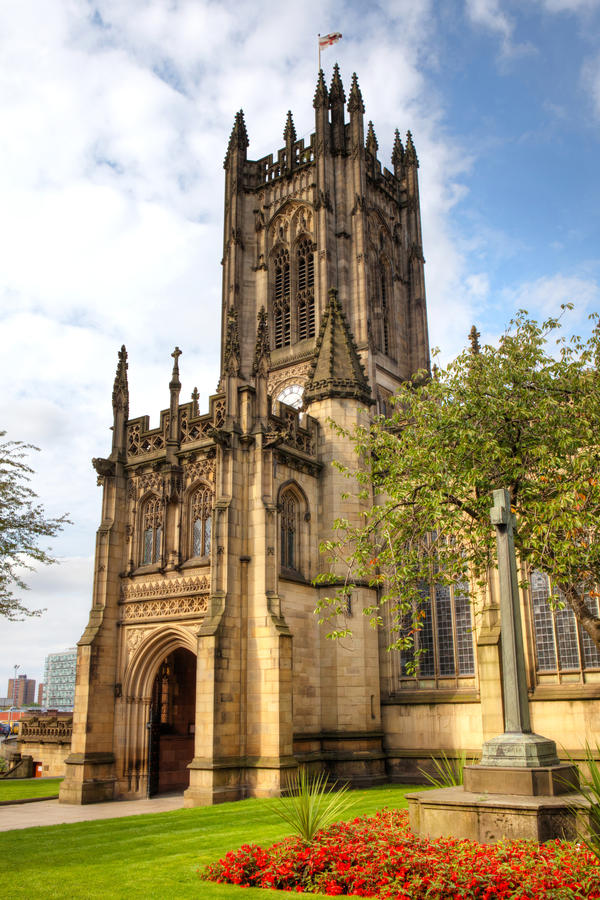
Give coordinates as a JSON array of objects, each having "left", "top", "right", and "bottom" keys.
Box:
[
  {"left": 121, "top": 595, "right": 209, "bottom": 621},
  {"left": 121, "top": 574, "right": 210, "bottom": 602}
]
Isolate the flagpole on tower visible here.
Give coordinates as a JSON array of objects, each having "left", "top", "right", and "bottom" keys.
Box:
[
  {"left": 318, "top": 33, "right": 321, "bottom": 71},
  {"left": 317, "top": 31, "right": 343, "bottom": 73}
]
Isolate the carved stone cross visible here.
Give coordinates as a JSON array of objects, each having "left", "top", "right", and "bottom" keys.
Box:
[{"left": 480, "top": 488, "right": 560, "bottom": 767}]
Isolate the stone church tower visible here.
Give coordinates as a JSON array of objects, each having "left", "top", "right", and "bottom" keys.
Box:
[{"left": 59, "top": 67, "right": 430, "bottom": 806}]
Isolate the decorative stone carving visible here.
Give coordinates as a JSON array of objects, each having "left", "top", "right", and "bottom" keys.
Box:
[
  {"left": 185, "top": 456, "right": 216, "bottom": 485},
  {"left": 121, "top": 574, "right": 210, "bottom": 602},
  {"left": 126, "top": 628, "right": 148, "bottom": 656},
  {"left": 121, "top": 595, "right": 209, "bottom": 621}
]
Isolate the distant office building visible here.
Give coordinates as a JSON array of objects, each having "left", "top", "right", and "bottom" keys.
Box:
[
  {"left": 37, "top": 684, "right": 44, "bottom": 705},
  {"left": 43, "top": 649, "right": 77, "bottom": 708},
  {"left": 0, "top": 698, "right": 11, "bottom": 709},
  {"left": 7, "top": 675, "right": 36, "bottom": 707}
]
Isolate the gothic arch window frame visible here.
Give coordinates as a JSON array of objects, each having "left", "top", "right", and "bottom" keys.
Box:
[
  {"left": 277, "top": 480, "right": 310, "bottom": 579},
  {"left": 294, "top": 233, "right": 316, "bottom": 343},
  {"left": 138, "top": 491, "right": 164, "bottom": 568},
  {"left": 183, "top": 480, "right": 214, "bottom": 563}
]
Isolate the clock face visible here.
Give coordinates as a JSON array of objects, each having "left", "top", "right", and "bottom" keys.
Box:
[{"left": 277, "top": 383, "right": 304, "bottom": 409}]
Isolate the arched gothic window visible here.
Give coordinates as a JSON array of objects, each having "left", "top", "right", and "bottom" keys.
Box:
[
  {"left": 273, "top": 247, "right": 291, "bottom": 348},
  {"left": 399, "top": 580, "right": 475, "bottom": 685},
  {"left": 296, "top": 238, "right": 315, "bottom": 341},
  {"left": 529, "top": 571, "right": 600, "bottom": 675},
  {"left": 280, "top": 490, "right": 299, "bottom": 570},
  {"left": 141, "top": 494, "right": 163, "bottom": 565},
  {"left": 190, "top": 485, "right": 212, "bottom": 558}
]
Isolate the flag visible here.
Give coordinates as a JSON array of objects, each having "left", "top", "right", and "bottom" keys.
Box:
[{"left": 319, "top": 32, "right": 342, "bottom": 50}]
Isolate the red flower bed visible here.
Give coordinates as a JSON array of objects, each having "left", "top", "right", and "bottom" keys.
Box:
[{"left": 201, "top": 809, "right": 600, "bottom": 898}]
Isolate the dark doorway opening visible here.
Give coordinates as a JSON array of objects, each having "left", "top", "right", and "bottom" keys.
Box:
[{"left": 148, "top": 647, "right": 196, "bottom": 796}]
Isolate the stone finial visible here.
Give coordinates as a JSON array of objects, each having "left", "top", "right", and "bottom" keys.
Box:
[
  {"left": 469, "top": 325, "right": 481, "bottom": 355},
  {"left": 392, "top": 129, "right": 404, "bottom": 170},
  {"left": 253, "top": 306, "right": 271, "bottom": 377},
  {"left": 223, "top": 307, "right": 241, "bottom": 377},
  {"left": 283, "top": 110, "right": 296, "bottom": 144},
  {"left": 112, "top": 344, "right": 129, "bottom": 418},
  {"left": 366, "top": 121, "right": 378, "bottom": 156},
  {"left": 170, "top": 346, "right": 182, "bottom": 386},
  {"left": 191, "top": 386, "right": 199, "bottom": 417},
  {"left": 404, "top": 130, "right": 419, "bottom": 167},
  {"left": 303, "top": 288, "right": 372, "bottom": 407},
  {"left": 224, "top": 110, "right": 249, "bottom": 168},
  {"left": 328, "top": 63, "right": 346, "bottom": 106},
  {"left": 313, "top": 69, "right": 328, "bottom": 109},
  {"left": 347, "top": 72, "right": 364, "bottom": 115}
]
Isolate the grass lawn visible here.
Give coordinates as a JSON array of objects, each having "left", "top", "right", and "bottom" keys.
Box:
[
  {"left": 0, "top": 777, "right": 63, "bottom": 801},
  {"left": 0, "top": 783, "right": 415, "bottom": 900}
]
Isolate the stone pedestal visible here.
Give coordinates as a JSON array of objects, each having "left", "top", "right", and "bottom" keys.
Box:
[{"left": 407, "top": 761, "right": 588, "bottom": 844}]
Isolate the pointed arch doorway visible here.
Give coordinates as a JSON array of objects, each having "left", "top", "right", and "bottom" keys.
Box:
[{"left": 147, "top": 647, "right": 197, "bottom": 797}]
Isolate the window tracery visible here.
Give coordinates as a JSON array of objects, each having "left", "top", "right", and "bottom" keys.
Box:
[
  {"left": 280, "top": 490, "right": 298, "bottom": 570},
  {"left": 190, "top": 485, "right": 212, "bottom": 558},
  {"left": 529, "top": 570, "right": 600, "bottom": 677},
  {"left": 141, "top": 494, "right": 163, "bottom": 566}
]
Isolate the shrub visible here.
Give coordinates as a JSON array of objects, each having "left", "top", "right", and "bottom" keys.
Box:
[{"left": 271, "top": 766, "right": 356, "bottom": 843}]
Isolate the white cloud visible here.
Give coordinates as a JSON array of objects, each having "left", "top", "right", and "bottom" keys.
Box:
[
  {"left": 0, "top": 557, "right": 93, "bottom": 693},
  {"left": 503, "top": 273, "right": 599, "bottom": 320},
  {"left": 583, "top": 53, "right": 600, "bottom": 117},
  {"left": 464, "top": 0, "right": 535, "bottom": 57}
]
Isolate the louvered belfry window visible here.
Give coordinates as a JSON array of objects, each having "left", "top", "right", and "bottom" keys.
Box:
[
  {"left": 296, "top": 238, "right": 315, "bottom": 342},
  {"left": 381, "top": 268, "right": 390, "bottom": 355},
  {"left": 273, "top": 248, "right": 291, "bottom": 348}
]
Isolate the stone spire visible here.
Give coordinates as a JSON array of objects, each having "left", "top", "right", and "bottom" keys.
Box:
[
  {"left": 313, "top": 68, "right": 328, "bottom": 109},
  {"left": 366, "top": 120, "right": 378, "bottom": 156},
  {"left": 283, "top": 110, "right": 296, "bottom": 144},
  {"left": 329, "top": 63, "right": 346, "bottom": 154},
  {"left": 284, "top": 110, "right": 296, "bottom": 173},
  {"left": 222, "top": 307, "right": 241, "bottom": 376},
  {"left": 329, "top": 63, "right": 346, "bottom": 105},
  {"left": 304, "top": 289, "right": 372, "bottom": 406},
  {"left": 224, "top": 110, "right": 248, "bottom": 168},
  {"left": 112, "top": 344, "right": 129, "bottom": 421},
  {"left": 404, "top": 130, "right": 418, "bottom": 167},
  {"left": 191, "top": 386, "right": 199, "bottom": 417},
  {"left": 347, "top": 72, "right": 364, "bottom": 114},
  {"left": 111, "top": 344, "right": 129, "bottom": 456},
  {"left": 469, "top": 325, "right": 481, "bottom": 355},
  {"left": 392, "top": 129, "right": 404, "bottom": 173},
  {"left": 168, "top": 346, "right": 182, "bottom": 445},
  {"left": 252, "top": 306, "right": 271, "bottom": 377}
]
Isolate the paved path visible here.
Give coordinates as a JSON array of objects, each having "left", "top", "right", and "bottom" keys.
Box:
[{"left": 0, "top": 794, "right": 186, "bottom": 832}]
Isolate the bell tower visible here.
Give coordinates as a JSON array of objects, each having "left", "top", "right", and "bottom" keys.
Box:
[{"left": 221, "top": 66, "right": 430, "bottom": 412}]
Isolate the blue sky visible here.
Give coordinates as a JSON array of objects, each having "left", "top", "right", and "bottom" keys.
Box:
[{"left": 0, "top": 0, "right": 599, "bottom": 691}]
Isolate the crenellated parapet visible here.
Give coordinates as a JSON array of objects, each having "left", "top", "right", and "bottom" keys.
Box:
[{"left": 125, "top": 393, "right": 225, "bottom": 461}]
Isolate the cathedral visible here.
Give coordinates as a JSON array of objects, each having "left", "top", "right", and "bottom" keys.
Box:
[{"left": 59, "top": 68, "right": 599, "bottom": 807}]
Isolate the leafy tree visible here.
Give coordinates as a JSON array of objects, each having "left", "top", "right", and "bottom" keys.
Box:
[
  {"left": 0, "top": 433, "right": 69, "bottom": 620},
  {"left": 317, "top": 309, "right": 600, "bottom": 656}
]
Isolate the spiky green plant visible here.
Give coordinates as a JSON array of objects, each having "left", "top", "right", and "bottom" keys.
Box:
[
  {"left": 418, "top": 750, "right": 474, "bottom": 788},
  {"left": 271, "top": 766, "right": 356, "bottom": 843},
  {"left": 564, "top": 743, "right": 600, "bottom": 858}
]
